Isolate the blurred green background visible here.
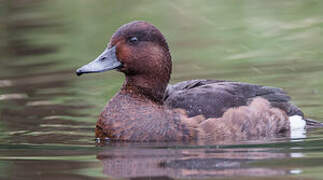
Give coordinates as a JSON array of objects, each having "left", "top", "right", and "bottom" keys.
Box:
[{"left": 0, "top": 0, "right": 323, "bottom": 179}]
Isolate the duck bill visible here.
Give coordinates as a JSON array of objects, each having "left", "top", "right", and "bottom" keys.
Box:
[{"left": 76, "top": 46, "right": 122, "bottom": 76}]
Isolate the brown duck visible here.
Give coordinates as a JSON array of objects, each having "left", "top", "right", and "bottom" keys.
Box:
[{"left": 76, "top": 21, "right": 320, "bottom": 142}]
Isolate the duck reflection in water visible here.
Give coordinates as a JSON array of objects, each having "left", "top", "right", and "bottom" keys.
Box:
[{"left": 96, "top": 143, "right": 293, "bottom": 179}]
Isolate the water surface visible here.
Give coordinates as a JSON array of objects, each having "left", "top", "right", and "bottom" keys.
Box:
[{"left": 1, "top": 0, "right": 323, "bottom": 179}]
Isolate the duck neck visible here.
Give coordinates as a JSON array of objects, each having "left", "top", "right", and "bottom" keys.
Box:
[{"left": 121, "top": 74, "right": 169, "bottom": 105}]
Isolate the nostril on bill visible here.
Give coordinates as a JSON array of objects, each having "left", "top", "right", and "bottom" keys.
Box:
[{"left": 100, "top": 57, "right": 106, "bottom": 61}]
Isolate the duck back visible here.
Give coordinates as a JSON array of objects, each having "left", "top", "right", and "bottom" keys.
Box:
[{"left": 164, "top": 79, "right": 304, "bottom": 118}]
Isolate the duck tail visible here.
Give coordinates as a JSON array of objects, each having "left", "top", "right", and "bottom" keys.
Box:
[{"left": 305, "top": 118, "right": 323, "bottom": 128}]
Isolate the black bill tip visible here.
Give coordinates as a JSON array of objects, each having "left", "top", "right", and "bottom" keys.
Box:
[{"left": 76, "top": 69, "right": 83, "bottom": 76}]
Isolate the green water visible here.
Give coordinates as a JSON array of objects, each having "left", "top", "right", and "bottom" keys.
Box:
[{"left": 1, "top": 0, "right": 323, "bottom": 179}]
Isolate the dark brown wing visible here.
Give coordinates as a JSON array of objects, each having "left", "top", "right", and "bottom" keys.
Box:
[{"left": 164, "top": 79, "right": 304, "bottom": 118}]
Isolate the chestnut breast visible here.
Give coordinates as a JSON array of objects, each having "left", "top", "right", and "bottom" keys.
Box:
[{"left": 95, "top": 91, "right": 197, "bottom": 142}]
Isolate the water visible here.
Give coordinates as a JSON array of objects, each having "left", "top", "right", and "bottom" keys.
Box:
[{"left": 1, "top": 0, "right": 323, "bottom": 179}]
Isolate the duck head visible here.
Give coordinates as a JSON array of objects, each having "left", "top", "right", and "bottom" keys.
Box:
[{"left": 76, "top": 21, "right": 172, "bottom": 103}]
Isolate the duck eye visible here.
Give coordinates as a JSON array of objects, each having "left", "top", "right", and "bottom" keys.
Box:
[{"left": 128, "top": 37, "right": 139, "bottom": 44}]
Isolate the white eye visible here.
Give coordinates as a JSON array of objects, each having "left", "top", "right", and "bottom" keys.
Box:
[{"left": 129, "top": 37, "right": 139, "bottom": 44}]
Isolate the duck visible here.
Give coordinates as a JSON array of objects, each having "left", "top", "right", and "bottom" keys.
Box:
[{"left": 76, "top": 21, "right": 320, "bottom": 142}]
